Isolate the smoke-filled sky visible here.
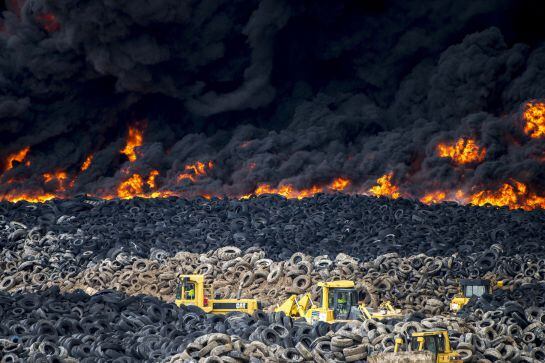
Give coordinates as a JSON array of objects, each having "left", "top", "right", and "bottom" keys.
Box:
[{"left": 1, "top": 0, "right": 545, "bottom": 205}]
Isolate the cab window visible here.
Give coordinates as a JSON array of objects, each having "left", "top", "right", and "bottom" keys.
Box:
[
  {"left": 464, "top": 285, "right": 486, "bottom": 297},
  {"left": 410, "top": 338, "right": 420, "bottom": 351},
  {"left": 183, "top": 282, "right": 196, "bottom": 300},
  {"left": 411, "top": 335, "right": 445, "bottom": 353},
  {"left": 349, "top": 290, "right": 358, "bottom": 306},
  {"left": 436, "top": 334, "right": 445, "bottom": 352},
  {"left": 424, "top": 336, "right": 437, "bottom": 353},
  {"left": 336, "top": 291, "right": 350, "bottom": 307}
]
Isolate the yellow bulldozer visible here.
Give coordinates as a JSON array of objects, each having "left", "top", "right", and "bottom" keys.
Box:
[
  {"left": 174, "top": 274, "right": 261, "bottom": 314},
  {"left": 450, "top": 278, "right": 504, "bottom": 313},
  {"left": 369, "top": 330, "right": 462, "bottom": 363},
  {"left": 274, "top": 280, "right": 403, "bottom": 323}
]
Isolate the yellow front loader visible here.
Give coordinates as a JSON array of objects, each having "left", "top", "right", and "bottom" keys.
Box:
[
  {"left": 275, "top": 280, "right": 403, "bottom": 323},
  {"left": 369, "top": 330, "right": 462, "bottom": 363},
  {"left": 174, "top": 275, "right": 261, "bottom": 315},
  {"left": 450, "top": 278, "right": 504, "bottom": 313}
]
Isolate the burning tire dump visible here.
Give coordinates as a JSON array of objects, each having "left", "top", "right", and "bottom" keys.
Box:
[{"left": 2, "top": 0, "right": 545, "bottom": 362}]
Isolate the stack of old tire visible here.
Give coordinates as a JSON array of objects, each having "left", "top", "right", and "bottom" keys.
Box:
[
  {"left": 1, "top": 194, "right": 545, "bottom": 361},
  {"left": 2, "top": 242, "right": 543, "bottom": 317},
  {"left": 0, "top": 287, "right": 335, "bottom": 362},
  {"left": 1, "top": 194, "right": 544, "bottom": 262},
  {"left": 169, "top": 309, "right": 545, "bottom": 362}
]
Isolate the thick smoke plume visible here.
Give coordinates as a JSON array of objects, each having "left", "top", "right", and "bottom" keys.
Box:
[{"left": 1, "top": 0, "right": 545, "bottom": 208}]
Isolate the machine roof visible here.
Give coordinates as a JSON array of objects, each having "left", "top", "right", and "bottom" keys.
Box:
[
  {"left": 460, "top": 279, "right": 490, "bottom": 286},
  {"left": 318, "top": 280, "right": 355, "bottom": 288}
]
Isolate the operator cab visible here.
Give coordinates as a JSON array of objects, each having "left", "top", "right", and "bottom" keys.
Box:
[
  {"left": 328, "top": 288, "right": 360, "bottom": 320},
  {"left": 411, "top": 333, "right": 446, "bottom": 354},
  {"left": 176, "top": 277, "right": 197, "bottom": 301},
  {"left": 391, "top": 329, "right": 462, "bottom": 362},
  {"left": 316, "top": 281, "right": 364, "bottom": 321},
  {"left": 460, "top": 279, "right": 490, "bottom": 298}
]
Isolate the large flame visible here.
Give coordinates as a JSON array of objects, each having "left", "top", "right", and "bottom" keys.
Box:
[
  {"left": 250, "top": 184, "right": 320, "bottom": 199},
  {"left": 106, "top": 170, "right": 176, "bottom": 200},
  {"left": 120, "top": 125, "right": 144, "bottom": 162},
  {"left": 369, "top": 173, "right": 400, "bottom": 199},
  {"left": 469, "top": 180, "right": 545, "bottom": 211},
  {"left": 116, "top": 173, "right": 145, "bottom": 199},
  {"left": 420, "top": 182, "right": 545, "bottom": 210},
  {"left": 330, "top": 177, "right": 350, "bottom": 191},
  {"left": 242, "top": 177, "right": 351, "bottom": 200},
  {"left": 420, "top": 190, "right": 465, "bottom": 204},
  {"left": 420, "top": 191, "right": 447, "bottom": 204},
  {"left": 1, "top": 191, "right": 55, "bottom": 203},
  {"left": 1, "top": 148, "right": 66, "bottom": 202},
  {"left": 4, "top": 147, "right": 30, "bottom": 172},
  {"left": 436, "top": 138, "right": 486, "bottom": 165},
  {"left": 523, "top": 101, "right": 545, "bottom": 138},
  {"left": 178, "top": 161, "right": 214, "bottom": 183}
]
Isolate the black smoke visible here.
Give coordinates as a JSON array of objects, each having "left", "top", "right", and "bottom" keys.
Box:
[{"left": 1, "top": 0, "right": 545, "bottom": 199}]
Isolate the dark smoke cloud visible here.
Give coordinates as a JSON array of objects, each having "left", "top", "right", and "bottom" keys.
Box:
[{"left": 1, "top": 0, "right": 545, "bottom": 199}]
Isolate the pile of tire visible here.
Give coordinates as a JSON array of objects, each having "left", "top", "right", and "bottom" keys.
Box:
[
  {"left": 1, "top": 194, "right": 545, "bottom": 361},
  {"left": 1, "top": 286, "right": 544, "bottom": 361},
  {"left": 457, "top": 301, "right": 545, "bottom": 361},
  {"left": 18, "top": 246, "right": 545, "bottom": 314},
  {"left": 171, "top": 309, "right": 545, "bottom": 362},
  {"left": 0, "top": 288, "right": 335, "bottom": 362},
  {"left": 1, "top": 194, "right": 544, "bottom": 262}
]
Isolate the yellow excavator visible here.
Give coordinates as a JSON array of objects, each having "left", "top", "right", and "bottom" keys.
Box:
[
  {"left": 275, "top": 280, "right": 403, "bottom": 323},
  {"left": 450, "top": 278, "right": 504, "bottom": 313},
  {"left": 369, "top": 330, "right": 462, "bottom": 363},
  {"left": 174, "top": 275, "right": 261, "bottom": 314}
]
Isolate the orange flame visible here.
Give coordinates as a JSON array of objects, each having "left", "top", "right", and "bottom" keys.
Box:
[
  {"left": 436, "top": 138, "right": 486, "bottom": 165},
  {"left": 523, "top": 101, "right": 545, "bottom": 138},
  {"left": 116, "top": 173, "right": 144, "bottom": 199},
  {"left": 105, "top": 170, "right": 176, "bottom": 200},
  {"left": 80, "top": 155, "right": 93, "bottom": 171},
  {"left": 247, "top": 184, "right": 305, "bottom": 199},
  {"left": 469, "top": 180, "right": 545, "bottom": 211},
  {"left": 147, "top": 170, "right": 159, "bottom": 189},
  {"left": 2, "top": 191, "right": 56, "bottom": 203},
  {"left": 369, "top": 172, "right": 400, "bottom": 199},
  {"left": 43, "top": 171, "right": 68, "bottom": 191},
  {"left": 0, "top": 157, "right": 69, "bottom": 202},
  {"left": 121, "top": 125, "right": 144, "bottom": 162},
  {"left": 178, "top": 161, "right": 214, "bottom": 182},
  {"left": 295, "top": 185, "right": 323, "bottom": 199},
  {"left": 330, "top": 177, "right": 350, "bottom": 191},
  {"left": 420, "top": 189, "right": 467, "bottom": 205},
  {"left": 241, "top": 177, "right": 351, "bottom": 200},
  {"left": 4, "top": 147, "right": 30, "bottom": 172},
  {"left": 420, "top": 191, "right": 447, "bottom": 204}
]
